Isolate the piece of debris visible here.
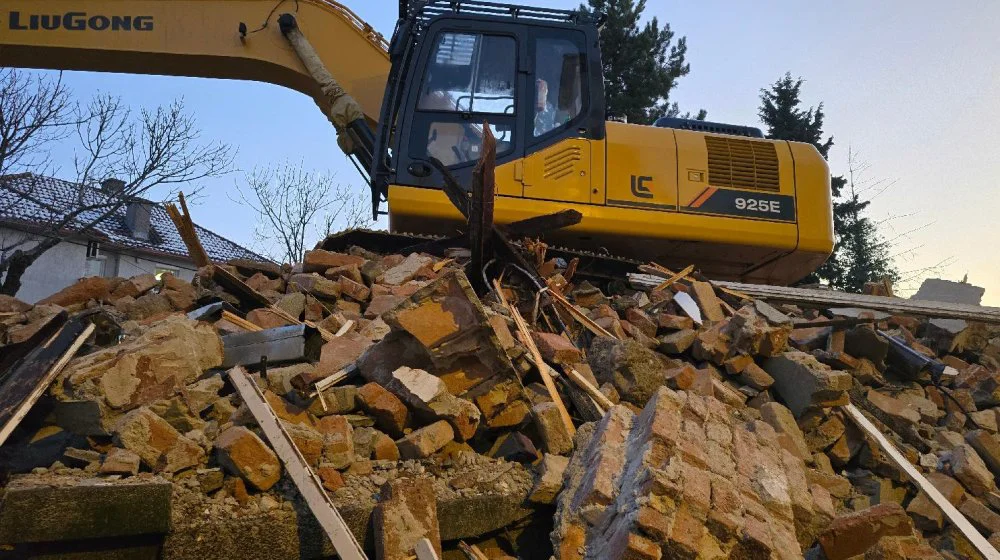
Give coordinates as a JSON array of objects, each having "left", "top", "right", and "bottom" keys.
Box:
[{"left": 4, "top": 232, "right": 1000, "bottom": 560}]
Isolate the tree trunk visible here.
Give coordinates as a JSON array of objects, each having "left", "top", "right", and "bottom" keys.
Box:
[{"left": 0, "top": 237, "right": 61, "bottom": 296}]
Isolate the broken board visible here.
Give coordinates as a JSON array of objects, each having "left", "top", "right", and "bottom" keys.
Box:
[
  {"left": 0, "top": 318, "right": 94, "bottom": 447},
  {"left": 228, "top": 366, "right": 367, "bottom": 560}
]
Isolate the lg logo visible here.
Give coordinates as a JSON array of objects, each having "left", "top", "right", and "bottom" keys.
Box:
[{"left": 630, "top": 175, "right": 653, "bottom": 199}]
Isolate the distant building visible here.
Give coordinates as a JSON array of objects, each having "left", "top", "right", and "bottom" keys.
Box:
[{"left": 0, "top": 173, "right": 265, "bottom": 303}]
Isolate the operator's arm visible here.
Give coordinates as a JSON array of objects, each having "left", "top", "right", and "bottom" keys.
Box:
[{"left": 0, "top": 0, "right": 390, "bottom": 125}]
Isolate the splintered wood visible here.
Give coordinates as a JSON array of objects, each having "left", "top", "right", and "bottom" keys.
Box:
[
  {"left": 493, "top": 279, "right": 575, "bottom": 438},
  {"left": 547, "top": 288, "right": 616, "bottom": 339},
  {"left": 165, "top": 192, "right": 211, "bottom": 269},
  {"left": 0, "top": 320, "right": 94, "bottom": 447}
]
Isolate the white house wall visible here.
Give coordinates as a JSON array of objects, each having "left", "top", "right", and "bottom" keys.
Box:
[
  {"left": 114, "top": 252, "right": 197, "bottom": 282},
  {"left": 1, "top": 227, "right": 197, "bottom": 303},
  {"left": 1, "top": 226, "right": 87, "bottom": 303}
]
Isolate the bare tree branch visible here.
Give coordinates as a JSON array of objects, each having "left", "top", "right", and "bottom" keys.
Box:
[
  {"left": 232, "top": 162, "right": 370, "bottom": 263},
  {"left": 0, "top": 72, "right": 233, "bottom": 296}
]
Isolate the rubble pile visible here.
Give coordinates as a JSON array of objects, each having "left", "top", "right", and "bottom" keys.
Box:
[{"left": 1, "top": 246, "right": 1000, "bottom": 559}]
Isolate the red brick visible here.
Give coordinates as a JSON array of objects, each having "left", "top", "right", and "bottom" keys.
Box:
[
  {"left": 532, "top": 332, "right": 583, "bottom": 364},
  {"left": 339, "top": 276, "right": 371, "bottom": 302},
  {"left": 357, "top": 383, "right": 409, "bottom": 437},
  {"left": 625, "top": 308, "right": 658, "bottom": 338}
]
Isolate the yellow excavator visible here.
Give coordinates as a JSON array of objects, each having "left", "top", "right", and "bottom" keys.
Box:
[{"left": 0, "top": 0, "right": 833, "bottom": 284}]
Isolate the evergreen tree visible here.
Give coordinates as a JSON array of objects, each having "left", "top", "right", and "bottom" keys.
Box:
[
  {"left": 580, "top": 0, "right": 694, "bottom": 124},
  {"left": 758, "top": 73, "right": 898, "bottom": 291}
]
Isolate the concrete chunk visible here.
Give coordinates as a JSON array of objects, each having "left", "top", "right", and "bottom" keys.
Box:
[
  {"left": 529, "top": 454, "right": 570, "bottom": 505},
  {"left": 374, "top": 477, "right": 442, "bottom": 560},
  {"left": 532, "top": 402, "right": 574, "bottom": 455},
  {"left": 762, "top": 351, "right": 852, "bottom": 417},
  {"left": 386, "top": 366, "right": 480, "bottom": 441},
  {"left": 0, "top": 475, "right": 171, "bottom": 543}
]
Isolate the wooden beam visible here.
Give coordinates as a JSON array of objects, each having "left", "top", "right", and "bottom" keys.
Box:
[
  {"left": 458, "top": 542, "right": 490, "bottom": 560},
  {"left": 469, "top": 123, "right": 496, "bottom": 293},
  {"left": 841, "top": 404, "right": 1000, "bottom": 559},
  {"left": 0, "top": 319, "right": 94, "bottom": 447},
  {"left": 547, "top": 288, "right": 616, "bottom": 339},
  {"left": 493, "top": 278, "right": 575, "bottom": 438},
  {"left": 792, "top": 317, "right": 875, "bottom": 330},
  {"left": 653, "top": 264, "right": 694, "bottom": 292},
  {"left": 164, "top": 192, "right": 211, "bottom": 268},
  {"left": 0, "top": 310, "right": 67, "bottom": 379},
  {"left": 565, "top": 368, "right": 614, "bottom": 411},
  {"left": 228, "top": 367, "right": 368, "bottom": 560},
  {"left": 631, "top": 274, "right": 1000, "bottom": 324},
  {"left": 502, "top": 209, "right": 583, "bottom": 239},
  {"left": 212, "top": 265, "right": 271, "bottom": 309},
  {"left": 221, "top": 310, "right": 263, "bottom": 332}
]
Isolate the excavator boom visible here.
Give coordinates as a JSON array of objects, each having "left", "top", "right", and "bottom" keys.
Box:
[{"left": 0, "top": 0, "right": 390, "bottom": 124}]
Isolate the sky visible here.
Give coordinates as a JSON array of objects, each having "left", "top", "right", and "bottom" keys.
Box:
[{"left": 31, "top": 0, "right": 1000, "bottom": 304}]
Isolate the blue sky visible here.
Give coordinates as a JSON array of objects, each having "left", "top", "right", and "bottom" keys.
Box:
[{"left": 35, "top": 0, "right": 1000, "bottom": 303}]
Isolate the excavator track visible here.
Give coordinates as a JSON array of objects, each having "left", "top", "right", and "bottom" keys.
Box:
[{"left": 318, "top": 229, "right": 644, "bottom": 284}]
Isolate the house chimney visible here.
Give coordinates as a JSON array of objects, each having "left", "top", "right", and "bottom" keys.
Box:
[
  {"left": 100, "top": 178, "right": 126, "bottom": 196},
  {"left": 125, "top": 200, "right": 152, "bottom": 241}
]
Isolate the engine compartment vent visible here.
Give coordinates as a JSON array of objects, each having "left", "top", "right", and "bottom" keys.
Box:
[{"left": 705, "top": 136, "right": 780, "bottom": 192}]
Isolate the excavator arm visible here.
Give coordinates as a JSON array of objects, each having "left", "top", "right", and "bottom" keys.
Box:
[{"left": 0, "top": 0, "right": 390, "bottom": 134}]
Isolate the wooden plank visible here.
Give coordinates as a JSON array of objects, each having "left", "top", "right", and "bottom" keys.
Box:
[
  {"left": 493, "top": 278, "right": 575, "bottom": 438},
  {"left": 458, "top": 542, "right": 490, "bottom": 560},
  {"left": 565, "top": 368, "right": 614, "bottom": 411},
  {"left": 792, "top": 317, "right": 875, "bottom": 329},
  {"left": 630, "top": 273, "right": 1000, "bottom": 324},
  {"left": 547, "top": 288, "right": 616, "bottom": 339},
  {"left": 267, "top": 304, "right": 338, "bottom": 342},
  {"left": 469, "top": 123, "right": 496, "bottom": 293},
  {"left": 164, "top": 192, "right": 211, "bottom": 268},
  {"left": 334, "top": 320, "right": 354, "bottom": 337},
  {"left": 221, "top": 310, "right": 263, "bottom": 332},
  {"left": 841, "top": 404, "right": 1000, "bottom": 559},
  {"left": 653, "top": 264, "right": 694, "bottom": 292},
  {"left": 228, "top": 367, "right": 367, "bottom": 560},
  {"left": 0, "top": 310, "right": 67, "bottom": 379},
  {"left": 0, "top": 319, "right": 93, "bottom": 447},
  {"left": 213, "top": 265, "right": 271, "bottom": 309},
  {"left": 312, "top": 365, "right": 357, "bottom": 395}
]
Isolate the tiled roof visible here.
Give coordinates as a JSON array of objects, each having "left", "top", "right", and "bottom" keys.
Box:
[{"left": 0, "top": 173, "right": 267, "bottom": 263}]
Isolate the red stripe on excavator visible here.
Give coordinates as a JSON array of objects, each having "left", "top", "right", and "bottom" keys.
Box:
[{"left": 689, "top": 187, "right": 718, "bottom": 208}]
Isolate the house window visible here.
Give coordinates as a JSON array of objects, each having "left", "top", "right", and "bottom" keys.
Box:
[
  {"left": 154, "top": 266, "right": 179, "bottom": 280},
  {"left": 84, "top": 241, "right": 107, "bottom": 277}
]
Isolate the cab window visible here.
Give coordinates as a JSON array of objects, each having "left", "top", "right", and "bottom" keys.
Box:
[
  {"left": 533, "top": 37, "right": 584, "bottom": 137},
  {"left": 413, "top": 32, "right": 517, "bottom": 166},
  {"left": 419, "top": 33, "right": 516, "bottom": 115}
]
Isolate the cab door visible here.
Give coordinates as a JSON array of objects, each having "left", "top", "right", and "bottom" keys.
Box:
[
  {"left": 520, "top": 28, "right": 596, "bottom": 204},
  {"left": 393, "top": 22, "right": 526, "bottom": 198}
]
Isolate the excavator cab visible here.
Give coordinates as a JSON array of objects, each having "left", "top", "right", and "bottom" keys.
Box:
[{"left": 371, "top": 1, "right": 605, "bottom": 212}]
